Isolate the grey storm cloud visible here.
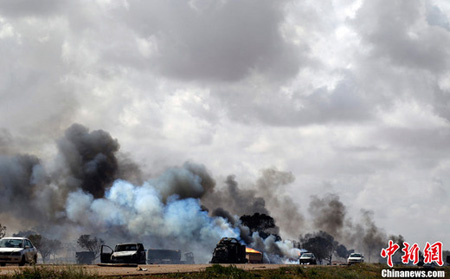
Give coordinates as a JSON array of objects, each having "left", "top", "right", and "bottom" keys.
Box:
[
  {"left": 0, "top": 0, "right": 65, "bottom": 17},
  {"left": 120, "top": 0, "right": 300, "bottom": 82},
  {"left": 353, "top": 0, "right": 450, "bottom": 73}
]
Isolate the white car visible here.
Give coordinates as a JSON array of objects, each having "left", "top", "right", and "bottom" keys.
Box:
[
  {"left": 0, "top": 237, "right": 38, "bottom": 266},
  {"left": 299, "top": 252, "right": 317, "bottom": 265},
  {"left": 347, "top": 253, "right": 364, "bottom": 265}
]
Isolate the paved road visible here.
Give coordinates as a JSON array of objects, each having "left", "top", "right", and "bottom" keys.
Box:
[{"left": 0, "top": 264, "right": 298, "bottom": 277}]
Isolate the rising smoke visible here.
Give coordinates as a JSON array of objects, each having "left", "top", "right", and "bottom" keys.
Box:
[
  {"left": 202, "top": 169, "right": 305, "bottom": 240},
  {"left": 202, "top": 175, "right": 269, "bottom": 216},
  {"left": 306, "top": 194, "right": 390, "bottom": 261},
  {"left": 309, "top": 193, "right": 346, "bottom": 239},
  {"left": 0, "top": 124, "right": 395, "bottom": 263},
  {"left": 0, "top": 154, "right": 42, "bottom": 218},
  {"left": 56, "top": 123, "right": 121, "bottom": 199}
]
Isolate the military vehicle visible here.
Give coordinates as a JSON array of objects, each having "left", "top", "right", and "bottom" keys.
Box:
[
  {"left": 210, "top": 237, "right": 247, "bottom": 263},
  {"left": 246, "top": 247, "right": 263, "bottom": 263},
  {"left": 76, "top": 251, "right": 95, "bottom": 264},
  {"left": 147, "top": 249, "right": 181, "bottom": 264}
]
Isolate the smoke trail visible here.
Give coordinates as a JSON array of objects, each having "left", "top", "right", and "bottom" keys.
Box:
[
  {"left": 0, "top": 129, "right": 13, "bottom": 155},
  {"left": 305, "top": 193, "right": 392, "bottom": 262},
  {"left": 309, "top": 194, "right": 346, "bottom": 238},
  {"left": 0, "top": 152, "right": 67, "bottom": 226},
  {"left": 359, "top": 209, "right": 386, "bottom": 262},
  {"left": 202, "top": 175, "right": 269, "bottom": 216},
  {"left": 254, "top": 169, "right": 304, "bottom": 239},
  {"left": 152, "top": 161, "right": 215, "bottom": 202},
  {"left": 202, "top": 169, "right": 305, "bottom": 239}
]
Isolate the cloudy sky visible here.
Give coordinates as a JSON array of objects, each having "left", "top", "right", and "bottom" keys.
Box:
[{"left": 1, "top": 0, "right": 450, "bottom": 247}]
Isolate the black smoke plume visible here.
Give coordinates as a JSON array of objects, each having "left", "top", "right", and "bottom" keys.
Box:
[
  {"left": 309, "top": 194, "right": 346, "bottom": 238},
  {"left": 202, "top": 169, "right": 304, "bottom": 239},
  {"left": 0, "top": 154, "right": 45, "bottom": 219},
  {"left": 202, "top": 175, "right": 269, "bottom": 216},
  {"left": 57, "top": 123, "right": 120, "bottom": 199}
]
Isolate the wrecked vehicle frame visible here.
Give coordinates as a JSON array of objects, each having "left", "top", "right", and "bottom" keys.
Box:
[{"left": 100, "top": 243, "right": 146, "bottom": 265}]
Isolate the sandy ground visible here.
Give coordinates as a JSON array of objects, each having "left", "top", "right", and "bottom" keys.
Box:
[{"left": 0, "top": 263, "right": 295, "bottom": 277}]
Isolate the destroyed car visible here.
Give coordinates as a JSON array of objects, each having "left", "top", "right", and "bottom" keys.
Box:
[
  {"left": 299, "top": 252, "right": 317, "bottom": 265},
  {"left": 0, "top": 237, "right": 38, "bottom": 266},
  {"left": 75, "top": 251, "right": 95, "bottom": 265},
  {"left": 100, "top": 243, "right": 146, "bottom": 264},
  {"left": 347, "top": 253, "right": 364, "bottom": 264},
  {"left": 147, "top": 249, "right": 181, "bottom": 264},
  {"left": 210, "top": 237, "right": 247, "bottom": 264}
]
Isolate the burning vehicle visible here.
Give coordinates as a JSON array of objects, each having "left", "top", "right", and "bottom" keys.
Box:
[
  {"left": 100, "top": 243, "right": 146, "bottom": 264},
  {"left": 210, "top": 237, "right": 247, "bottom": 264},
  {"left": 0, "top": 237, "right": 38, "bottom": 266},
  {"left": 184, "top": 252, "right": 195, "bottom": 264}
]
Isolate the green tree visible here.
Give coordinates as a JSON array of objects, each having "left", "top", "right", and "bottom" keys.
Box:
[
  {"left": 28, "top": 234, "right": 61, "bottom": 263},
  {"left": 240, "top": 213, "right": 281, "bottom": 241},
  {"left": 300, "top": 231, "right": 338, "bottom": 264},
  {"left": 77, "top": 235, "right": 104, "bottom": 259}
]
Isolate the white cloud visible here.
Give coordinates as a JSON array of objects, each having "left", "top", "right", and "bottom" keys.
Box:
[{"left": 377, "top": 101, "right": 449, "bottom": 129}]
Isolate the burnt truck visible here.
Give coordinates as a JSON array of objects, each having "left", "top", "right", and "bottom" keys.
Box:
[
  {"left": 245, "top": 247, "right": 263, "bottom": 264},
  {"left": 76, "top": 251, "right": 95, "bottom": 264},
  {"left": 100, "top": 243, "right": 146, "bottom": 264},
  {"left": 147, "top": 249, "right": 195, "bottom": 264},
  {"left": 210, "top": 237, "right": 248, "bottom": 264},
  {"left": 147, "top": 249, "right": 181, "bottom": 264}
]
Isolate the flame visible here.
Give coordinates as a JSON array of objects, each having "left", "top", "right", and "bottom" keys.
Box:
[{"left": 246, "top": 247, "right": 262, "bottom": 254}]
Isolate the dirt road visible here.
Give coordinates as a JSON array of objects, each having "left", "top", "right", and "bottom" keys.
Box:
[{"left": 0, "top": 264, "right": 295, "bottom": 277}]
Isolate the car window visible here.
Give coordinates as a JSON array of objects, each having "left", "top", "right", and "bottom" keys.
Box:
[
  {"left": 26, "top": 240, "right": 33, "bottom": 248},
  {"left": 116, "top": 244, "right": 137, "bottom": 251},
  {"left": 0, "top": 239, "right": 23, "bottom": 248}
]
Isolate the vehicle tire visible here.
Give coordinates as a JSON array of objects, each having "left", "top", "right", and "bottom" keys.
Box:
[
  {"left": 32, "top": 255, "right": 37, "bottom": 265},
  {"left": 18, "top": 256, "right": 26, "bottom": 266}
]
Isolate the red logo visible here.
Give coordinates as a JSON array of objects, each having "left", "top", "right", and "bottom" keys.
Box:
[
  {"left": 381, "top": 240, "right": 400, "bottom": 267},
  {"left": 423, "top": 241, "right": 443, "bottom": 266},
  {"left": 381, "top": 240, "right": 444, "bottom": 267},
  {"left": 401, "top": 242, "right": 420, "bottom": 265}
]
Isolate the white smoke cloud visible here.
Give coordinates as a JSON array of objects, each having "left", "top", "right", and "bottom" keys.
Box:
[{"left": 65, "top": 179, "right": 239, "bottom": 263}]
